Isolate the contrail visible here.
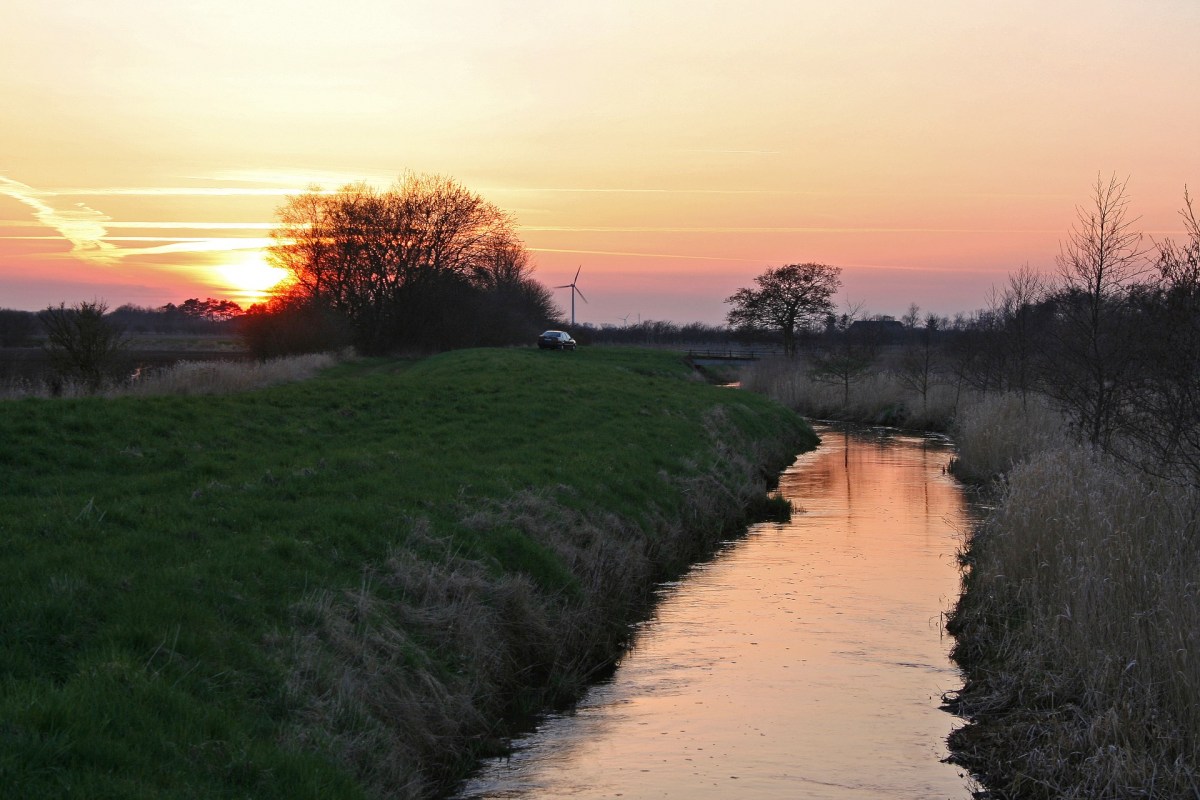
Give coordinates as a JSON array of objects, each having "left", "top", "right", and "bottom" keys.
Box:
[{"left": 0, "top": 174, "right": 118, "bottom": 265}]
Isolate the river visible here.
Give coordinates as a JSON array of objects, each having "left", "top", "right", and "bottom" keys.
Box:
[{"left": 455, "top": 424, "right": 977, "bottom": 799}]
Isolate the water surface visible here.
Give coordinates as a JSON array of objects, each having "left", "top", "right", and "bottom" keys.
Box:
[{"left": 457, "top": 425, "right": 975, "bottom": 799}]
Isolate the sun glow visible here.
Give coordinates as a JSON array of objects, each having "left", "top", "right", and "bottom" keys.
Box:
[{"left": 217, "top": 251, "right": 290, "bottom": 304}]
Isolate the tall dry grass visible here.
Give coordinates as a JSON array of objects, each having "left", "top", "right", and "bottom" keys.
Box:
[
  {"left": 948, "top": 431, "right": 1200, "bottom": 797},
  {"left": 740, "top": 356, "right": 962, "bottom": 430},
  {"left": 949, "top": 392, "right": 1069, "bottom": 483},
  {"left": 115, "top": 352, "right": 343, "bottom": 396},
  {"left": 0, "top": 351, "right": 343, "bottom": 399}
]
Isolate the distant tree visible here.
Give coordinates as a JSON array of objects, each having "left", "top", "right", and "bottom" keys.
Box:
[
  {"left": 994, "top": 265, "right": 1050, "bottom": 406},
  {"left": 725, "top": 263, "right": 841, "bottom": 356},
  {"left": 574, "top": 320, "right": 734, "bottom": 347},
  {"left": 38, "top": 300, "right": 128, "bottom": 390},
  {"left": 811, "top": 302, "right": 876, "bottom": 406},
  {"left": 176, "top": 298, "right": 243, "bottom": 322}
]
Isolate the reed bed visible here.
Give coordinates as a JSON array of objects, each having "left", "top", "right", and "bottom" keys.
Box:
[
  {"left": 949, "top": 392, "right": 1069, "bottom": 483},
  {"left": 740, "top": 356, "right": 962, "bottom": 430},
  {"left": 948, "top": 433, "right": 1200, "bottom": 797}
]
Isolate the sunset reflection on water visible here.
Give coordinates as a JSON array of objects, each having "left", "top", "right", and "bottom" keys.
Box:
[{"left": 457, "top": 424, "right": 977, "bottom": 800}]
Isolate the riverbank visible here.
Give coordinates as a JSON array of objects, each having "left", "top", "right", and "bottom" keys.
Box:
[
  {"left": 944, "top": 398, "right": 1200, "bottom": 799},
  {"left": 0, "top": 348, "right": 814, "bottom": 799},
  {"left": 458, "top": 423, "right": 974, "bottom": 799},
  {"left": 740, "top": 359, "right": 1200, "bottom": 798}
]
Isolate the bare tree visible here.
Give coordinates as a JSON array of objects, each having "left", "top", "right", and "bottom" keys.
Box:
[
  {"left": 1043, "top": 175, "right": 1148, "bottom": 446},
  {"left": 1124, "top": 189, "right": 1200, "bottom": 483},
  {"left": 898, "top": 312, "right": 943, "bottom": 417},
  {"left": 811, "top": 301, "right": 876, "bottom": 406},
  {"left": 725, "top": 263, "right": 841, "bottom": 356},
  {"left": 996, "top": 265, "right": 1050, "bottom": 407}
]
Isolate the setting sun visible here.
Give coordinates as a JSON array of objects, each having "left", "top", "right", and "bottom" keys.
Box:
[{"left": 217, "top": 252, "right": 290, "bottom": 304}]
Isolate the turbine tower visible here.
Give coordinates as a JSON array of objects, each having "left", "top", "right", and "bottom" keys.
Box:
[{"left": 555, "top": 266, "right": 588, "bottom": 326}]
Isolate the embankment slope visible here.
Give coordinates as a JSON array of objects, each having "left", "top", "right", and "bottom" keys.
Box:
[{"left": 0, "top": 347, "right": 814, "bottom": 799}]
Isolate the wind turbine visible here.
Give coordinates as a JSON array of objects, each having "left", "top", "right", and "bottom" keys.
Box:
[{"left": 555, "top": 266, "right": 587, "bottom": 327}]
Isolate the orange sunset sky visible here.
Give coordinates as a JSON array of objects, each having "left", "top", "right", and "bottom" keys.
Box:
[{"left": 2, "top": 1, "right": 1198, "bottom": 325}]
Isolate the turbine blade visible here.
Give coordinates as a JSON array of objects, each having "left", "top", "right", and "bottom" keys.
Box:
[
  {"left": 575, "top": 286, "right": 588, "bottom": 303},
  {"left": 554, "top": 284, "right": 571, "bottom": 289},
  {"left": 573, "top": 265, "right": 582, "bottom": 282}
]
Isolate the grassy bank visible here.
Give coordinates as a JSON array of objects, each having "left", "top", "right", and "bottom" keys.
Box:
[
  {"left": 946, "top": 396, "right": 1200, "bottom": 798},
  {"left": 0, "top": 347, "right": 813, "bottom": 799}
]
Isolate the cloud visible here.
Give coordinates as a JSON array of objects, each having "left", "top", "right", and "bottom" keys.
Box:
[
  {"left": 528, "top": 246, "right": 762, "bottom": 262},
  {"left": 522, "top": 225, "right": 1062, "bottom": 234},
  {"left": 101, "top": 238, "right": 274, "bottom": 257},
  {"left": 31, "top": 187, "right": 307, "bottom": 197},
  {"left": 0, "top": 175, "right": 119, "bottom": 265},
  {"left": 101, "top": 221, "right": 277, "bottom": 230}
]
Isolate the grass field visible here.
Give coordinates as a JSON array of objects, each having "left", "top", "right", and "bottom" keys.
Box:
[{"left": 0, "top": 347, "right": 813, "bottom": 799}]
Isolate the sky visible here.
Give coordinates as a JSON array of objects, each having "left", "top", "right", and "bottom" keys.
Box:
[{"left": 2, "top": 1, "right": 1198, "bottom": 326}]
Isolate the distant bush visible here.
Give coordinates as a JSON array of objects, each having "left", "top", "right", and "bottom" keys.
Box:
[
  {"left": 238, "top": 298, "right": 353, "bottom": 359},
  {"left": 38, "top": 300, "right": 128, "bottom": 391}
]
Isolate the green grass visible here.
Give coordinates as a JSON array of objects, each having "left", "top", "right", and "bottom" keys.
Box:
[{"left": 0, "top": 347, "right": 812, "bottom": 799}]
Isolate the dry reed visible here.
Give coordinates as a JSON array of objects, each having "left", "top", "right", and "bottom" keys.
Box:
[
  {"left": 114, "top": 352, "right": 343, "bottom": 396},
  {"left": 947, "top": 442, "right": 1200, "bottom": 798},
  {"left": 741, "top": 356, "right": 962, "bottom": 430},
  {"left": 0, "top": 351, "right": 343, "bottom": 399},
  {"left": 949, "top": 392, "right": 1069, "bottom": 483}
]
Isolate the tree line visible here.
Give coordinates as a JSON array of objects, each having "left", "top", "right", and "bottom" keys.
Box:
[
  {"left": 723, "top": 176, "right": 1200, "bottom": 486},
  {"left": 0, "top": 298, "right": 245, "bottom": 346}
]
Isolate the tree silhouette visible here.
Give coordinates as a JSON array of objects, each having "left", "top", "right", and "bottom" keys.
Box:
[
  {"left": 725, "top": 263, "right": 841, "bottom": 356},
  {"left": 267, "top": 173, "right": 548, "bottom": 354}
]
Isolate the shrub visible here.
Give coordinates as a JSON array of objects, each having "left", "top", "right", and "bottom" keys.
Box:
[{"left": 38, "top": 300, "right": 128, "bottom": 390}]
